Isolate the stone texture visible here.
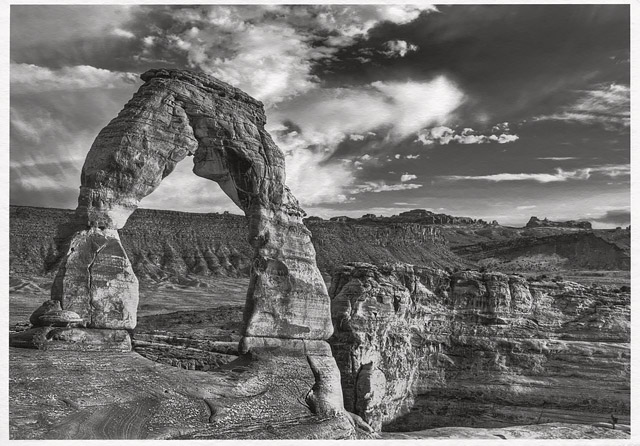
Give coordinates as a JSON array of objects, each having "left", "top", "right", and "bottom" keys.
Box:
[
  {"left": 9, "top": 327, "right": 132, "bottom": 351},
  {"left": 381, "top": 422, "right": 629, "bottom": 439},
  {"left": 10, "top": 348, "right": 364, "bottom": 439},
  {"left": 29, "top": 300, "right": 62, "bottom": 326},
  {"left": 37, "top": 310, "right": 83, "bottom": 327},
  {"left": 51, "top": 228, "right": 138, "bottom": 329},
  {"left": 52, "top": 68, "right": 332, "bottom": 342},
  {"left": 38, "top": 68, "right": 346, "bottom": 425},
  {"left": 329, "top": 263, "right": 630, "bottom": 432}
]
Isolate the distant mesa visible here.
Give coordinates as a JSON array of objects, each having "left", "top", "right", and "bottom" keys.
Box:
[
  {"left": 526, "top": 216, "right": 592, "bottom": 230},
  {"left": 322, "top": 209, "right": 491, "bottom": 226}
]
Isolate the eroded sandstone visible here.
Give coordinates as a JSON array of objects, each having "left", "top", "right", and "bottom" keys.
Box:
[
  {"left": 50, "top": 68, "right": 332, "bottom": 344},
  {"left": 329, "top": 263, "right": 630, "bottom": 432}
]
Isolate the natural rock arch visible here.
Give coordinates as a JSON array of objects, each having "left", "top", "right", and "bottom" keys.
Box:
[{"left": 50, "top": 68, "right": 333, "bottom": 351}]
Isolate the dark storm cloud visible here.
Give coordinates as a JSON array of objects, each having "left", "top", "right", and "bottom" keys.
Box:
[
  {"left": 319, "top": 4, "right": 629, "bottom": 126},
  {"left": 591, "top": 209, "right": 631, "bottom": 226}
]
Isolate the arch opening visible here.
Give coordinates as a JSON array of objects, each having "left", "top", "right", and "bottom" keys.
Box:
[{"left": 49, "top": 68, "right": 334, "bottom": 349}]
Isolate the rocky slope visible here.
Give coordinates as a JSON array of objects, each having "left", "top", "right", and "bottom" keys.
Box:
[
  {"left": 9, "top": 205, "right": 470, "bottom": 280},
  {"left": 12, "top": 206, "right": 630, "bottom": 283},
  {"left": 328, "top": 263, "right": 630, "bottom": 432},
  {"left": 442, "top": 225, "right": 630, "bottom": 272}
]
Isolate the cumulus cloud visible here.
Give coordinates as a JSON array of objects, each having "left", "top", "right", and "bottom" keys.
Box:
[
  {"left": 415, "top": 125, "right": 519, "bottom": 145},
  {"left": 11, "top": 63, "right": 140, "bottom": 94},
  {"left": 135, "top": 5, "right": 437, "bottom": 106},
  {"left": 535, "top": 83, "right": 630, "bottom": 130},
  {"left": 381, "top": 40, "right": 419, "bottom": 57},
  {"left": 516, "top": 205, "right": 537, "bottom": 210},
  {"left": 273, "top": 76, "right": 464, "bottom": 149},
  {"left": 443, "top": 164, "right": 630, "bottom": 183},
  {"left": 400, "top": 173, "right": 417, "bottom": 182}
]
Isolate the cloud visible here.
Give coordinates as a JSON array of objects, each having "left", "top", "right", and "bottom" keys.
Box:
[
  {"left": 537, "top": 157, "right": 578, "bottom": 161},
  {"left": 516, "top": 205, "right": 537, "bottom": 210},
  {"left": 590, "top": 209, "right": 630, "bottom": 226},
  {"left": 352, "top": 181, "right": 423, "bottom": 194},
  {"left": 415, "top": 125, "right": 519, "bottom": 145},
  {"left": 535, "top": 83, "right": 630, "bottom": 130},
  {"left": 443, "top": 164, "right": 630, "bottom": 183},
  {"left": 400, "top": 173, "right": 417, "bottom": 182},
  {"left": 349, "top": 134, "right": 365, "bottom": 141},
  {"left": 406, "top": 154, "right": 420, "bottom": 159},
  {"left": 273, "top": 76, "right": 465, "bottom": 150},
  {"left": 11, "top": 63, "right": 140, "bottom": 94},
  {"left": 381, "top": 40, "right": 419, "bottom": 57},
  {"left": 271, "top": 128, "right": 355, "bottom": 206},
  {"left": 112, "top": 28, "right": 136, "bottom": 39},
  {"left": 132, "top": 5, "right": 437, "bottom": 106}
]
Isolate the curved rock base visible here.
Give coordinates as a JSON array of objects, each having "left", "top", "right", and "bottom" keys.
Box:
[
  {"left": 9, "top": 327, "right": 132, "bottom": 352},
  {"left": 9, "top": 347, "right": 361, "bottom": 440}
]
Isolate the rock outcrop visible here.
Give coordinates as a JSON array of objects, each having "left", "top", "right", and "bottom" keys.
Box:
[
  {"left": 14, "top": 69, "right": 349, "bottom": 430},
  {"left": 526, "top": 216, "right": 592, "bottom": 230},
  {"left": 47, "top": 68, "right": 332, "bottom": 346},
  {"left": 328, "top": 263, "right": 630, "bottom": 432}
]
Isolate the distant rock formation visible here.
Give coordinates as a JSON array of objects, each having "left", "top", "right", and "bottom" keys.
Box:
[
  {"left": 10, "top": 205, "right": 630, "bottom": 281},
  {"left": 329, "top": 263, "right": 629, "bottom": 432},
  {"left": 526, "top": 216, "right": 592, "bottom": 229},
  {"left": 326, "top": 209, "right": 487, "bottom": 225}
]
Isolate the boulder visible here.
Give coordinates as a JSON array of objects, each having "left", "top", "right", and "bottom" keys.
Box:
[
  {"left": 37, "top": 310, "right": 83, "bottom": 327},
  {"left": 29, "top": 300, "right": 62, "bottom": 326}
]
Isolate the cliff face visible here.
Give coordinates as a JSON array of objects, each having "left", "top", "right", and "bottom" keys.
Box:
[
  {"left": 453, "top": 230, "right": 630, "bottom": 271},
  {"left": 328, "top": 263, "right": 630, "bottom": 432}
]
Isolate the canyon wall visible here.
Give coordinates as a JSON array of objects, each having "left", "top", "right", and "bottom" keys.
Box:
[{"left": 328, "top": 263, "right": 630, "bottom": 431}]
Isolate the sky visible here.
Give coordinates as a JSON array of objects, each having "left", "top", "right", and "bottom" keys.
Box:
[{"left": 9, "top": 4, "right": 630, "bottom": 228}]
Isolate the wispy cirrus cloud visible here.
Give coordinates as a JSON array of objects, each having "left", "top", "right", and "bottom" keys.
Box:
[
  {"left": 534, "top": 83, "right": 629, "bottom": 130},
  {"left": 351, "top": 181, "right": 423, "bottom": 194},
  {"left": 11, "top": 63, "right": 140, "bottom": 93},
  {"left": 443, "top": 164, "right": 629, "bottom": 183}
]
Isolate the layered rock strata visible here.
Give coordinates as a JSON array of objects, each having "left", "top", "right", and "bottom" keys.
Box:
[
  {"left": 328, "top": 263, "right": 630, "bottom": 432},
  {"left": 48, "top": 68, "right": 331, "bottom": 344},
  {"left": 17, "top": 68, "right": 347, "bottom": 427}
]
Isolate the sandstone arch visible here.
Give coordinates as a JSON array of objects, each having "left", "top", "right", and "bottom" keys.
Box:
[{"left": 50, "top": 69, "right": 333, "bottom": 350}]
